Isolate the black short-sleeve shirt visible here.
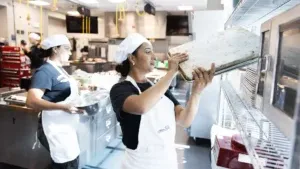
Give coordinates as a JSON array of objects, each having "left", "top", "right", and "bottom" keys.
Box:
[
  {"left": 110, "top": 81, "right": 180, "bottom": 150},
  {"left": 30, "top": 63, "right": 71, "bottom": 103}
]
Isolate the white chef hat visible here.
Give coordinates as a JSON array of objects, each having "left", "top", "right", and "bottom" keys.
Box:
[
  {"left": 0, "top": 37, "right": 5, "bottom": 43},
  {"left": 29, "top": 33, "right": 41, "bottom": 41},
  {"left": 41, "top": 34, "right": 71, "bottom": 50},
  {"left": 115, "top": 33, "right": 151, "bottom": 64}
]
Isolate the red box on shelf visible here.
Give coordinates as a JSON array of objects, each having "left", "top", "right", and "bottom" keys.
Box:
[
  {"left": 1, "top": 77, "right": 20, "bottom": 87},
  {"left": 213, "top": 135, "right": 254, "bottom": 169},
  {"left": 0, "top": 46, "right": 31, "bottom": 87},
  {"left": 0, "top": 68, "right": 31, "bottom": 77}
]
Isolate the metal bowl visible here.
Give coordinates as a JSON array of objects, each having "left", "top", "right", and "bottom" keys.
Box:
[{"left": 77, "top": 102, "right": 100, "bottom": 116}]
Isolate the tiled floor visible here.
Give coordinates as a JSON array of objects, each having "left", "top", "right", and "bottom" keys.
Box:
[
  {"left": 91, "top": 126, "right": 211, "bottom": 169},
  {"left": 91, "top": 82, "right": 212, "bottom": 169}
]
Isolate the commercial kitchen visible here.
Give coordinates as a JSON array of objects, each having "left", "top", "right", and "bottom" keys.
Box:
[{"left": 0, "top": 0, "right": 300, "bottom": 169}]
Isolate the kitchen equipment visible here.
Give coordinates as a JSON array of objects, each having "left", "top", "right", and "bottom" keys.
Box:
[
  {"left": 0, "top": 87, "right": 25, "bottom": 98},
  {"left": 4, "top": 92, "right": 27, "bottom": 106},
  {"left": 213, "top": 135, "right": 253, "bottom": 169},
  {"left": 259, "top": 7, "right": 300, "bottom": 140},
  {"left": 0, "top": 46, "right": 31, "bottom": 87},
  {"left": 168, "top": 27, "right": 260, "bottom": 81},
  {"left": 77, "top": 102, "right": 100, "bottom": 116},
  {"left": 73, "top": 90, "right": 110, "bottom": 116},
  {"left": 88, "top": 40, "right": 108, "bottom": 59}
]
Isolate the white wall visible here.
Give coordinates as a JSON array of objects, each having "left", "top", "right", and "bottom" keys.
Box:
[
  {"left": 14, "top": 2, "right": 48, "bottom": 44},
  {"left": 0, "top": 0, "right": 17, "bottom": 45},
  {"left": 48, "top": 17, "right": 67, "bottom": 36},
  {"left": 192, "top": 10, "right": 226, "bottom": 42},
  {"left": 0, "top": 6, "right": 8, "bottom": 39},
  {"left": 0, "top": 0, "right": 48, "bottom": 45}
]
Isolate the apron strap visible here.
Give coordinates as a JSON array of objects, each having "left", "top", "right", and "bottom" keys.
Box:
[
  {"left": 125, "top": 76, "right": 142, "bottom": 94},
  {"left": 47, "top": 59, "right": 70, "bottom": 78},
  {"left": 125, "top": 76, "right": 155, "bottom": 94}
]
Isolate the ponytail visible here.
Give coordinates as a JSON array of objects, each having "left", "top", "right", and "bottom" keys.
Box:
[
  {"left": 28, "top": 46, "right": 54, "bottom": 69},
  {"left": 115, "top": 59, "right": 130, "bottom": 77},
  {"left": 115, "top": 44, "right": 141, "bottom": 77}
]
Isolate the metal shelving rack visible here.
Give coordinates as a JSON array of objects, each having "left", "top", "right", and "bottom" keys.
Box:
[
  {"left": 220, "top": 80, "right": 291, "bottom": 169},
  {"left": 225, "top": 0, "right": 300, "bottom": 27}
]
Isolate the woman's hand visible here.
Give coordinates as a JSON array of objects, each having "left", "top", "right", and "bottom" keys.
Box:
[
  {"left": 61, "top": 104, "right": 81, "bottom": 114},
  {"left": 191, "top": 63, "right": 215, "bottom": 95},
  {"left": 168, "top": 53, "right": 189, "bottom": 74}
]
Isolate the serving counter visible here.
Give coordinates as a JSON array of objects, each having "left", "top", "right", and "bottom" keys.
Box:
[
  {"left": 0, "top": 89, "right": 121, "bottom": 169},
  {"left": 69, "top": 61, "right": 116, "bottom": 74}
]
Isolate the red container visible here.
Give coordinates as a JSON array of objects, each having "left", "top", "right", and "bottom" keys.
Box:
[
  {"left": 0, "top": 46, "right": 30, "bottom": 87},
  {"left": 1, "top": 46, "right": 20, "bottom": 52},
  {"left": 231, "top": 134, "right": 247, "bottom": 153},
  {"left": 213, "top": 136, "right": 254, "bottom": 169},
  {"left": 1, "top": 77, "right": 20, "bottom": 87},
  {"left": 0, "top": 68, "right": 31, "bottom": 77}
]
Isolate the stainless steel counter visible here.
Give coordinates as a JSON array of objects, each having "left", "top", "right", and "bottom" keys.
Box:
[
  {"left": 69, "top": 62, "right": 116, "bottom": 73},
  {"left": 0, "top": 98, "right": 121, "bottom": 169}
]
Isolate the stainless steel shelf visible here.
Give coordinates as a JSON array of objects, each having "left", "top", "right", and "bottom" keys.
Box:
[
  {"left": 225, "top": 0, "right": 300, "bottom": 27},
  {"left": 221, "top": 81, "right": 291, "bottom": 169}
]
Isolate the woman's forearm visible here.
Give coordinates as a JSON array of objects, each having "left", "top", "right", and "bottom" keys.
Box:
[
  {"left": 178, "top": 93, "right": 201, "bottom": 127},
  {"left": 123, "top": 71, "right": 177, "bottom": 114},
  {"left": 26, "top": 98, "right": 64, "bottom": 111}
]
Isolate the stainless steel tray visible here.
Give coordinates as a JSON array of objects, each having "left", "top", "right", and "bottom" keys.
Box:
[
  {"left": 0, "top": 88, "right": 25, "bottom": 98},
  {"left": 215, "top": 56, "right": 259, "bottom": 75},
  {"left": 4, "top": 92, "right": 27, "bottom": 106}
]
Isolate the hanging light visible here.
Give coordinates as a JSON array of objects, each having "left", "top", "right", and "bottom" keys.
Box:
[
  {"left": 40, "top": 5, "right": 43, "bottom": 40},
  {"left": 51, "top": 0, "right": 58, "bottom": 11},
  {"left": 26, "top": 0, "right": 31, "bottom": 22},
  {"left": 29, "top": 0, "right": 50, "bottom": 6},
  {"left": 115, "top": 1, "right": 126, "bottom": 37},
  {"left": 135, "top": 0, "right": 145, "bottom": 17}
]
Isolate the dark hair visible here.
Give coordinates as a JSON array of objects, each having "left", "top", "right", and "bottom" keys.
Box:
[
  {"left": 115, "top": 45, "right": 141, "bottom": 77},
  {"left": 28, "top": 46, "right": 57, "bottom": 69},
  {"left": 21, "top": 40, "right": 27, "bottom": 46},
  {"left": 31, "top": 46, "right": 54, "bottom": 59}
]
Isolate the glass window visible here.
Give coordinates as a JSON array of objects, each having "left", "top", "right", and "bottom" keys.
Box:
[
  {"left": 273, "top": 24, "right": 300, "bottom": 118},
  {"left": 257, "top": 31, "right": 270, "bottom": 96}
]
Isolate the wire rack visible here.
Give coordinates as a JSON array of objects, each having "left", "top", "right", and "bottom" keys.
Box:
[
  {"left": 225, "top": 0, "right": 300, "bottom": 27},
  {"left": 220, "top": 81, "right": 291, "bottom": 169}
]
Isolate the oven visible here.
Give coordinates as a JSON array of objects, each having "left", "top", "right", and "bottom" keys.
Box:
[
  {"left": 255, "top": 25, "right": 271, "bottom": 111},
  {"left": 258, "top": 5, "right": 300, "bottom": 139}
]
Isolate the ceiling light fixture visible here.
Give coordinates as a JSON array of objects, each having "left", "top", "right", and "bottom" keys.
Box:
[
  {"left": 28, "top": 0, "right": 50, "bottom": 6},
  {"left": 108, "top": 0, "right": 126, "bottom": 3},
  {"left": 177, "top": 5, "right": 193, "bottom": 11},
  {"left": 67, "top": 10, "right": 81, "bottom": 16}
]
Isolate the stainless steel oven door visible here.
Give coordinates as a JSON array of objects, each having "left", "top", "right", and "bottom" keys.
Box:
[{"left": 262, "top": 14, "right": 300, "bottom": 140}]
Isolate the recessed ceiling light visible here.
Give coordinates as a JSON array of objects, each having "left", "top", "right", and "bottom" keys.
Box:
[
  {"left": 108, "top": 0, "right": 126, "bottom": 3},
  {"left": 67, "top": 10, "right": 81, "bottom": 16},
  {"left": 177, "top": 5, "right": 193, "bottom": 11},
  {"left": 29, "top": 0, "right": 50, "bottom": 6}
]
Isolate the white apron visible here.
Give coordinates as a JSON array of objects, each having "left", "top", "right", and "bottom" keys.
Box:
[
  {"left": 121, "top": 76, "right": 178, "bottom": 169},
  {"left": 42, "top": 60, "right": 80, "bottom": 163}
]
